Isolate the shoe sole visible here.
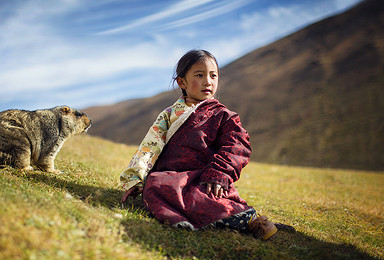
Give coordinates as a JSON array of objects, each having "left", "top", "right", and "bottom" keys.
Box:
[{"left": 262, "top": 225, "right": 278, "bottom": 240}]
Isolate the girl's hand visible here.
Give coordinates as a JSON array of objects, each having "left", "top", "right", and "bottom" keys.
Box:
[
  {"left": 205, "top": 183, "right": 228, "bottom": 198},
  {"left": 121, "top": 185, "right": 143, "bottom": 204}
]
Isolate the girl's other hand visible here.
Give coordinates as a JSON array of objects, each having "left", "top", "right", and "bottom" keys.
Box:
[
  {"left": 206, "top": 183, "right": 228, "bottom": 198},
  {"left": 121, "top": 185, "right": 143, "bottom": 204}
]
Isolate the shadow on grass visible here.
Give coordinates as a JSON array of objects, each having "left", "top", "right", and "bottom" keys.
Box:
[
  {"left": 120, "top": 217, "right": 378, "bottom": 260},
  {"left": 14, "top": 170, "right": 379, "bottom": 260},
  {"left": 16, "top": 170, "right": 133, "bottom": 210}
]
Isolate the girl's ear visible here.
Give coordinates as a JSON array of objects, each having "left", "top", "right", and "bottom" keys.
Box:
[{"left": 176, "top": 77, "right": 186, "bottom": 89}]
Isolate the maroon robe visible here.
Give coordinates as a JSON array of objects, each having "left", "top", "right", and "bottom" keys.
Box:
[{"left": 143, "top": 99, "right": 253, "bottom": 229}]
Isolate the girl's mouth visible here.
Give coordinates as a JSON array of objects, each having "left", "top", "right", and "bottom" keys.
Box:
[{"left": 202, "top": 89, "right": 212, "bottom": 94}]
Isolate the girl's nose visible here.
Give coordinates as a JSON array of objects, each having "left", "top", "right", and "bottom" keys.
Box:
[{"left": 204, "top": 76, "right": 212, "bottom": 86}]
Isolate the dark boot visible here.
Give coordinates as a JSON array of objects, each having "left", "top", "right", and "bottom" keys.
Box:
[{"left": 248, "top": 215, "right": 278, "bottom": 240}]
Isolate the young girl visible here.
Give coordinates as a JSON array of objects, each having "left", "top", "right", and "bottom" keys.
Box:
[{"left": 120, "top": 49, "right": 291, "bottom": 240}]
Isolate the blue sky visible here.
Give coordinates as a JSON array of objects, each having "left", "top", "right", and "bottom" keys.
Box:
[{"left": 0, "top": 0, "right": 362, "bottom": 111}]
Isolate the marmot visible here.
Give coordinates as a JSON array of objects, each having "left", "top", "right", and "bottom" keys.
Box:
[{"left": 0, "top": 106, "right": 92, "bottom": 173}]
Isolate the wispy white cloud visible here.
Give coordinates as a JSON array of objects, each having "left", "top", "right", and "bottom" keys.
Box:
[
  {"left": 0, "top": 42, "right": 178, "bottom": 92},
  {"left": 159, "top": 0, "right": 252, "bottom": 30},
  {"left": 96, "top": 0, "right": 214, "bottom": 35}
]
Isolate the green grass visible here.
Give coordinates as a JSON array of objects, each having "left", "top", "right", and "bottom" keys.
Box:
[{"left": 1, "top": 134, "right": 383, "bottom": 259}]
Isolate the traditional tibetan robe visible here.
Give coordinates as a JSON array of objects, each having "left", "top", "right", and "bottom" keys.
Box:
[{"left": 121, "top": 97, "right": 253, "bottom": 230}]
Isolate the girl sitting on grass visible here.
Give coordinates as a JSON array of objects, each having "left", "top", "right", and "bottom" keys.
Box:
[{"left": 120, "top": 49, "right": 293, "bottom": 240}]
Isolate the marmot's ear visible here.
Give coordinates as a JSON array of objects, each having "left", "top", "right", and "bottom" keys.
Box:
[{"left": 61, "top": 106, "right": 71, "bottom": 114}]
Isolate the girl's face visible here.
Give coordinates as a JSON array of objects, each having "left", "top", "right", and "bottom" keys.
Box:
[{"left": 177, "top": 58, "right": 218, "bottom": 103}]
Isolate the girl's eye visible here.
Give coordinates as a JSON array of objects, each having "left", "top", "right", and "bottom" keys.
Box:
[
  {"left": 211, "top": 74, "right": 217, "bottom": 78},
  {"left": 195, "top": 74, "right": 203, "bottom": 77}
]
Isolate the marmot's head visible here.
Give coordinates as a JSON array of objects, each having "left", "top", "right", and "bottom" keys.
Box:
[{"left": 56, "top": 106, "right": 92, "bottom": 135}]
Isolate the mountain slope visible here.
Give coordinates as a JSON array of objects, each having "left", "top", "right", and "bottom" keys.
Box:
[
  {"left": 85, "top": 0, "right": 384, "bottom": 171},
  {"left": 217, "top": 0, "right": 384, "bottom": 170}
]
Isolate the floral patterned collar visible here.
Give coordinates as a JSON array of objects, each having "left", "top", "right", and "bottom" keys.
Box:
[{"left": 120, "top": 96, "right": 208, "bottom": 191}]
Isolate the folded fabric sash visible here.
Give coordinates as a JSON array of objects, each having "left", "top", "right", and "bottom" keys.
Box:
[{"left": 120, "top": 97, "right": 207, "bottom": 191}]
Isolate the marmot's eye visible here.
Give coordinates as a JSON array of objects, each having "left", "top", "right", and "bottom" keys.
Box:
[{"left": 74, "top": 111, "right": 83, "bottom": 118}]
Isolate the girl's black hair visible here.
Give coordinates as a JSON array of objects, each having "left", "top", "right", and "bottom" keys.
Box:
[{"left": 172, "top": 49, "right": 219, "bottom": 96}]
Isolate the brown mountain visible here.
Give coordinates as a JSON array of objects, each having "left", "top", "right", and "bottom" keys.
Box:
[{"left": 84, "top": 0, "right": 384, "bottom": 171}]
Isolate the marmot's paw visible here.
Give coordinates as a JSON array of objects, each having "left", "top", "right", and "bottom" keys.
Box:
[
  {"left": 47, "top": 169, "right": 63, "bottom": 174},
  {"left": 22, "top": 166, "right": 34, "bottom": 171}
]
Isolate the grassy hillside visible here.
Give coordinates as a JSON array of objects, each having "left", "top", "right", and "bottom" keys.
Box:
[{"left": 0, "top": 135, "right": 383, "bottom": 259}]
